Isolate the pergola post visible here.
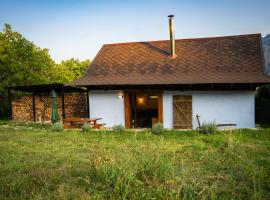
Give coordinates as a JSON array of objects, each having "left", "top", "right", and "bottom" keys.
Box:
[
  {"left": 32, "top": 92, "right": 36, "bottom": 122},
  {"left": 86, "top": 90, "right": 90, "bottom": 118},
  {"left": 8, "top": 88, "right": 12, "bottom": 120},
  {"left": 61, "top": 86, "right": 65, "bottom": 119}
]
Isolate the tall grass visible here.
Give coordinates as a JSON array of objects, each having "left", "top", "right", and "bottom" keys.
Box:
[{"left": 0, "top": 122, "right": 269, "bottom": 199}]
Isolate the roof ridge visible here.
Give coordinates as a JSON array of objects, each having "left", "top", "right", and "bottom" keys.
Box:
[{"left": 103, "top": 33, "right": 262, "bottom": 47}]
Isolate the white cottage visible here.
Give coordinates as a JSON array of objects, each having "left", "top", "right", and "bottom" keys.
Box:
[{"left": 70, "top": 16, "right": 270, "bottom": 129}]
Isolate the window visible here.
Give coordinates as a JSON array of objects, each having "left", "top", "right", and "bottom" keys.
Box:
[{"left": 148, "top": 95, "right": 158, "bottom": 100}]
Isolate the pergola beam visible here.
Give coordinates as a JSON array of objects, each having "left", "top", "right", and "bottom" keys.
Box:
[
  {"left": 86, "top": 90, "right": 90, "bottom": 118},
  {"left": 61, "top": 86, "right": 65, "bottom": 119}
]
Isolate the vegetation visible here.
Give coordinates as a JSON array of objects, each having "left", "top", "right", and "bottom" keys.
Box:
[
  {"left": 200, "top": 121, "right": 218, "bottom": 134},
  {"left": 82, "top": 123, "right": 92, "bottom": 132},
  {"left": 0, "top": 121, "right": 269, "bottom": 199},
  {"left": 112, "top": 124, "right": 125, "bottom": 133},
  {"left": 256, "top": 84, "right": 270, "bottom": 126},
  {"left": 51, "top": 122, "right": 63, "bottom": 132},
  {"left": 256, "top": 84, "right": 270, "bottom": 100},
  {"left": 151, "top": 123, "right": 164, "bottom": 135},
  {"left": 0, "top": 24, "right": 90, "bottom": 118},
  {"left": 56, "top": 58, "right": 90, "bottom": 81}
]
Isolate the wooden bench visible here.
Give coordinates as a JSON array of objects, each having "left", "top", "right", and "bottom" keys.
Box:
[
  {"left": 63, "top": 117, "right": 103, "bottom": 129},
  {"left": 92, "top": 123, "right": 106, "bottom": 129},
  {"left": 196, "top": 115, "right": 236, "bottom": 129}
]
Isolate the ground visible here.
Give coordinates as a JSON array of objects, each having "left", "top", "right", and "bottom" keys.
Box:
[{"left": 0, "top": 121, "right": 270, "bottom": 199}]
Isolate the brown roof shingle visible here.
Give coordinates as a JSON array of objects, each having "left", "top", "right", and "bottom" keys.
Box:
[{"left": 70, "top": 34, "right": 270, "bottom": 86}]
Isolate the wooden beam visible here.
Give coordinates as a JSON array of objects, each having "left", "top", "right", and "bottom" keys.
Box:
[
  {"left": 196, "top": 115, "right": 201, "bottom": 128},
  {"left": 131, "top": 94, "right": 137, "bottom": 128},
  {"left": 86, "top": 83, "right": 264, "bottom": 91},
  {"left": 61, "top": 87, "right": 65, "bottom": 119},
  {"left": 124, "top": 93, "right": 131, "bottom": 128},
  {"left": 86, "top": 91, "right": 90, "bottom": 118},
  {"left": 32, "top": 92, "right": 36, "bottom": 122},
  {"left": 158, "top": 93, "right": 163, "bottom": 123}
]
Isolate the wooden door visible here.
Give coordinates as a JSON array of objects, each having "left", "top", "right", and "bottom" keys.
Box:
[
  {"left": 124, "top": 91, "right": 163, "bottom": 128},
  {"left": 173, "top": 95, "right": 192, "bottom": 129}
]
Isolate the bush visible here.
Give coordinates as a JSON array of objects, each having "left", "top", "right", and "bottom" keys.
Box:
[
  {"left": 112, "top": 124, "right": 125, "bottom": 133},
  {"left": 51, "top": 122, "right": 63, "bottom": 132},
  {"left": 200, "top": 122, "right": 217, "bottom": 134},
  {"left": 82, "top": 123, "right": 92, "bottom": 132},
  {"left": 152, "top": 123, "right": 164, "bottom": 135}
]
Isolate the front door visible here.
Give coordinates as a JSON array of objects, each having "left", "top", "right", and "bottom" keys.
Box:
[
  {"left": 124, "top": 91, "right": 163, "bottom": 128},
  {"left": 173, "top": 95, "right": 192, "bottom": 129}
]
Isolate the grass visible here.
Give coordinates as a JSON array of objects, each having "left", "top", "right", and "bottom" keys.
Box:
[{"left": 0, "top": 121, "right": 270, "bottom": 199}]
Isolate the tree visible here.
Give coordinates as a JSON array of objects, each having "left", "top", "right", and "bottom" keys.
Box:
[
  {"left": 0, "top": 24, "right": 56, "bottom": 117},
  {"left": 0, "top": 24, "right": 91, "bottom": 118},
  {"left": 0, "top": 24, "right": 90, "bottom": 118},
  {"left": 56, "top": 58, "right": 90, "bottom": 82},
  {"left": 256, "top": 84, "right": 270, "bottom": 101},
  {"left": 0, "top": 24, "right": 61, "bottom": 93}
]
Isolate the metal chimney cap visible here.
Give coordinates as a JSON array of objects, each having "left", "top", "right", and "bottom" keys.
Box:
[{"left": 168, "top": 15, "right": 174, "bottom": 18}]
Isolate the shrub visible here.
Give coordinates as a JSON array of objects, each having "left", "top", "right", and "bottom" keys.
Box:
[
  {"left": 51, "top": 122, "right": 63, "bottom": 132},
  {"left": 82, "top": 123, "right": 92, "bottom": 132},
  {"left": 112, "top": 124, "right": 125, "bottom": 133},
  {"left": 152, "top": 123, "right": 164, "bottom": 135},
  {"left": 200, "top": 122, "right": 217, "bottom": 134}
]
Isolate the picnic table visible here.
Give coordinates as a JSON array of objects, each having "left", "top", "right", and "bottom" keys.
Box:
[{"left": 62, "top": 117, "right": 103, "bottom": 129}]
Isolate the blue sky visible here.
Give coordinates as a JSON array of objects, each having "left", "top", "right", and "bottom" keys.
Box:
[{"left": 0, "top": 0, "right": 269, "bottom": 62}]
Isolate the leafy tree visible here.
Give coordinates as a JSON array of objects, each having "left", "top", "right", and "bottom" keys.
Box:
[
  {"left": 0, "top": 24, "right": 90, "bottom": 118},
  {"left": 0, "top": 24, "right": 58, "bottom": 118},
  {"left": 56, "top": 58, "right": 90, "bottom": 82},
  {"left": 0, "top": 24, "right": 61, "bottom": 92},
  {"left": 256, "top": 84, "right": 270, "bottom": 101}
]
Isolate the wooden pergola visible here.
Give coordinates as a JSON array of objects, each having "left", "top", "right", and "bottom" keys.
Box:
[{"left": 6, "top": 83, "right": 89, "bottom": 122}]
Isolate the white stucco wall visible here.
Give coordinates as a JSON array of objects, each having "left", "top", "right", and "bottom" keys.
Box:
[
  {"left": 163, "top": 91, "right": 255, "bottom": 129},
  {"left": 89, "top": 90, "right": 125, "bottom": 127}
]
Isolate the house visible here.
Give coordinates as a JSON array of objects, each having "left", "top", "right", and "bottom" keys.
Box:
[{"left": 69, "top": 16, "right": 270, "bottom": 129}]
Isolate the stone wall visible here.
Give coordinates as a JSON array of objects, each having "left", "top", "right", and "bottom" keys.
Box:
[{"left": 12, "top": 93, "right": 88, "bottom": 122}]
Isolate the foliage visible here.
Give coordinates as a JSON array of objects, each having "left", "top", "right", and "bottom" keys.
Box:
[
  {"left": 0, "top": 24, "right": 90, "bottom": 118},
  {"left": 0, "top": 123, "right": 270, "bottom": 199},
  {"left": 200, "top": 121, "right": 218, "bottom": 134},
  {"left": 55, "top": 58, "right": 90, "bottom": 81},
  {"left": 0, "top": 24, "right": 60, "bottom": 91},
  {"left": 151, "top": 123, "right": 164, "bottom": 135},
  {"left": 82, "top": 123, "right": 92, "bottom": 132},
  {"left": 112, "top": 124, "right": 125, "bottom": 133},
  {"left": 256, "top": 84, "right": 270, "bottom": 100},
  {"left": 51, "top": 122, "right": 63, "bottom": 132},
  {"left": 0, "top": 24, "right": 57, "bottom": 117}
]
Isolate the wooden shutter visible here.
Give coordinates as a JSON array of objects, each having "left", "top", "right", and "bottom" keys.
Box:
[{"left": 173, "top": 95, "right": 192, "bottom": 129}]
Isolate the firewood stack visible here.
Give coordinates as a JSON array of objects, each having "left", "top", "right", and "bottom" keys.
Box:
[{"left": 12, "top": 93, "right": 88, "bottom": 122}]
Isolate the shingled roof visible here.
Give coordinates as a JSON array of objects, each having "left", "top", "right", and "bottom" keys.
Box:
[{"left": 70, "top": 34, "right": 270, "bottom": 87}]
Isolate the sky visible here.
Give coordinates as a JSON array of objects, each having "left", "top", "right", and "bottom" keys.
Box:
[{"left": 0, "top": 0, "right": 270, "bottom": 63}]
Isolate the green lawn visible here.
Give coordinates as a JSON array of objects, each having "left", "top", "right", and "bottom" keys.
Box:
[{"left": 0, "top": 122, "right": 270, "bottom": 199}]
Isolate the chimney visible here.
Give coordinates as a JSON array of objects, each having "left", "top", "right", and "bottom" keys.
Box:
[{"left": 168, "top": 15, "right": 177, "bottom": 58}]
